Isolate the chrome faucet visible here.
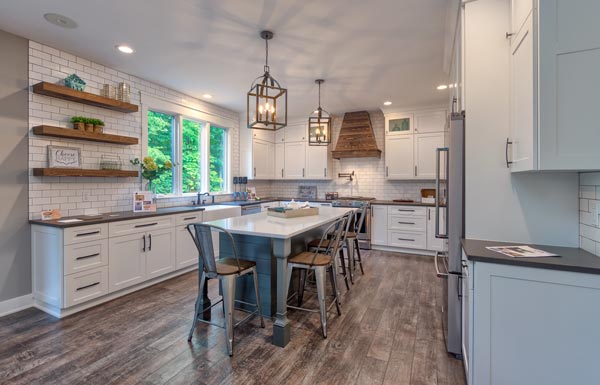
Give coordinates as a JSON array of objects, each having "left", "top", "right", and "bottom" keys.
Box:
[{"left": 195, "top": 192, "right": 213, "bottom": 206}]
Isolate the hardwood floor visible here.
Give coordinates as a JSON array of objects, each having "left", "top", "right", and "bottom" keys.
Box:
[{"left": 0, "top": 251, "right": 465, "bottom": 385}]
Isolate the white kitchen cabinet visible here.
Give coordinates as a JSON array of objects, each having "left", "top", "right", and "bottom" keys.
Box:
[
  {"left": 508, "top": 0, "right": 600, "bottom": 171},
  {"left": 414, "top": 133, "right": 445, "bottom": 179},
  {"left": 176, "top": 213, "right": 202, "bottom": 269},
  {"left": 306, "top": 145, "right": 331, "bottom": 179},
  {"left": 285, "top": 122, "right": 306, "bottom": 142},
  {"left": 370, "top": 205, "right": 388, "bottom": 246},
  {"left": 252, "top": 129, "right": 274, "bottom": 142},
  {"left": 426, "top": 207, "right": 447, "bottom": 252},
  {"left": 511, "top": 0, "right": 533, "bottom": 35},
  {"left": 252, "top": 139, "right": 274, "bottom": 179},
  {"left": 470, "top": 261, "right": 600, "bottom": 385},
  {"left": 108, "top": 232, "right": 146, "bottom": 292},
  {"left": 385, "top": 135, "right": 414, "bottom": 179},
  {"left": 145, "top": 227, "right": 176, "bottom": 279},
  {"left": 274, "top": 142, "right": 285, "bottom": 180},
  {"left": 414, "top": 110, "right": 447, "bottom": 133},
  {"left": 275, "top": 128, "right": 285, "bottom": 143},
  {"left": 461, "top": 253, "right": 473, "bottom": 385},
  {"left": 284, "top": 141, "right": 306, "bottom": 179},
  {"left": 385, "top": 112, "right": 413, "bottom": 135}
]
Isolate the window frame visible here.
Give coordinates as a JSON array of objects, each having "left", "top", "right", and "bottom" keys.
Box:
[{"left": 141, "top": 95, "right": 232, "bottom": 198}]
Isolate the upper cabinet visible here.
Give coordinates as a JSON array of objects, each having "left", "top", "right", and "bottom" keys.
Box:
[
  {"left": 508, "top": 0, "right": 600, "bottom": 171},
  {"left": 385, "top": 108, "right": 447, "bottom": 180},
  {"left": 385, "top": 113, "right": 413, "bottom": 135}
]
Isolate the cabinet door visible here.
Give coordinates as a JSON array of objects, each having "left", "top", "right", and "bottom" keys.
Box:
[
  {"left": 285, "top": 123, "right": 306, "bottom": 142},
  {"left": 252, "top": 129, "right": 274, "bottom": 142},
  {"left": 509, "top": 11, "right": 536, "bottom": 172},
  {"left": 511, "top": 0, "right": 534, "bottom": 34},
  {"left": 252, "top": 139, "right": 274, "bottom": 179},
  {"left": 306, "top": 145, "right": 328, "bottom": 179},
  {"left": 414, "top": 110, "right": 447, "bottom": 133},
  {"left": 538, "top": 0, "right": 600, "bottom": 170},
  {"left": 415, "top": 133, "right": 445, "bottom": 179},
  {"left": 146, "top": 228, "right": 176, "bottom": 279},
  {"left": 108, "top": 233, "right": 146, "bottom": 292},
  {"left": 274, "top": 143, "right": 285, "bottom": 180},
  {"left": 385, "top": 135, "right": 414, "bottom": 179},
  {"left": 275, "top": 128, "right": 285, "bottom": 143},
  {"left": 370, "top": 205, "right": 388, "bottom": 245},
  {"left": 284, "top": 141, "right": 306, "bottom": 179},
  {"left": 385, "top": 113, "right": 413, "bottom": 135},
  {"left": 176, "top": 225, "right": 198, "bottom": 269},
  {"left": 426, "top": 207, "right": 447, "bottom": 252}
]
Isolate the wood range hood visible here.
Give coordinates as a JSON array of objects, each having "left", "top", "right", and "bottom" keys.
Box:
[{"left": 331, "top": 111, "right": 382, "bottom": 159}]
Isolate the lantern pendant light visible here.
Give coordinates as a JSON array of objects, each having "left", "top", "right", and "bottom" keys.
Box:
[
  {"left": 247, "top": 30, "right": 287, "bottom": 131},
  {"left": 308, "top": 79, "right": 332, "bottom": 146}
]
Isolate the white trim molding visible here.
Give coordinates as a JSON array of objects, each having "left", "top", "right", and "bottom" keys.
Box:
[{"left": 0, "top": 294, "right": 34, "bottom": 317}]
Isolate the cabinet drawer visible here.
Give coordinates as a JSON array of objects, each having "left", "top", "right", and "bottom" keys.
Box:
[
  {"left": 64, "top": 266, "right": 108, "bottom": 308},
  {"left": 388, "top": 206, "right": 427, "bottom": 217},
  {"left": 64, "top": 239, "right": 108, "bottom": 275},
  {"left": 176, "top": 212, "right": 203, "bottom": 225},
  {"left": 388, "top": 215, "right": 426, "bottom": 232},
  {"left": 109, "top": 215, "right": 174, "bottom": 237},
  {"left": 64, "top": 223, "right": 108, "bottom": 245},
  {"left": 388, "top": 230, "right": 427, "bottom": 249}
]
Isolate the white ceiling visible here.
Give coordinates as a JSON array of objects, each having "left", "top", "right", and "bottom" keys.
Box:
[{"left": 0, "top": 0, "right": 451, "bottom": 118}]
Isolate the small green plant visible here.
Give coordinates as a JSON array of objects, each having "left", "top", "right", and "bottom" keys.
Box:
[
  {"left": 92, "top": 118, "right": 104, "bottom": 126},
  {"left": 70, "top": 116, "right": 86, "bottom": 124}
]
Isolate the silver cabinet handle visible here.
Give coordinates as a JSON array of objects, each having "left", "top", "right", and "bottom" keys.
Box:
[
  {"left": 281, "top": 168, "right": 284, "bottom": 178},
  {"left": 324, "top": 168, "right": 327, "bottom": 177},
  {"left": 254, "top": 167, "right": 256, "bottom": 177},
  {"left": 302, "top": 168, "right": 305, "bottom": 178},
  {"left": 434, "top": 252, "right": 448, "bottom": 278},
  {"left": 386, "top": 166, "right": 389, "bottom": 177},
  {"left": 505, "top": 138, "right": 513, "bottom": 168},
  {"left": 396, "top": 209, "right": 415, "bottom": 212},
  {"left": 414, "top": 165, "right": 417, "bottom": 177},
  {"left": 428, "top": 208, "right": 431, "bottom": 221},
  {"left": 397, "top": 237, "right": 415, "bottom": 242},
  {"left": 397, "top": 221, "right": 415, "bottom": 225}
]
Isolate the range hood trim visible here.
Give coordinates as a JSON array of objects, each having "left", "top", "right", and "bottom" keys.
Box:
[{"left": 331, "top": 111, "right": 382, "bottom": 159}]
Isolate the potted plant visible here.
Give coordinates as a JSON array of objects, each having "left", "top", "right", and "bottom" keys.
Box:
[
  {"left": 84, "top": 118, "right": 94, "bottom": 132},
  {"left": 93, "top": 118, "right": 104, "bottom": 133},
  {"left": 130, "top": 156, "right": 173, "bottom": 195},
  {"left": 70, "top": 116, "right": 86, "bottom": 131}
]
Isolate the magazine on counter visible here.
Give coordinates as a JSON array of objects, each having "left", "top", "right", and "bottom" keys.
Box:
[{"left": 486, "top": 245, "right": 559, "bottom": 258}]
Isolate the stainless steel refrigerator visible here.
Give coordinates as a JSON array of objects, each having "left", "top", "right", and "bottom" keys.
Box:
[{"left": 435, "top": 111, "right": 465, "bottom": 358}]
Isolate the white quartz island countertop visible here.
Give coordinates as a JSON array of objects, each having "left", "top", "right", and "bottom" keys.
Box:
[{"left": 203, "top": 207, "right": 352, "bottom": 239}]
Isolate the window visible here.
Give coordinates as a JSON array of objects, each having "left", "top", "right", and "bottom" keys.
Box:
[{"left": 144, "top": 104, "right": 230, "bottom": 197}]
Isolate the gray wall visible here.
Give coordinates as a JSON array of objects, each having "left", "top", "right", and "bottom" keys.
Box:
[{"left": 0, "top": 29, "right": 30, "bottom": 301}]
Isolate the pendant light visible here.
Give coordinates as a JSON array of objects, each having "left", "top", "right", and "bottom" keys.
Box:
[
  {"left": 247, "top": 30, "right": 287, "bottom": 131},
  {"left": 308, "top": 79, "right": 332, "bottom": 146}
]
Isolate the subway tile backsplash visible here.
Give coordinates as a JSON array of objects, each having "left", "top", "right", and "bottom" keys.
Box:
[{"left": 579, "top": 172, "right": 600, "bottom": 256}]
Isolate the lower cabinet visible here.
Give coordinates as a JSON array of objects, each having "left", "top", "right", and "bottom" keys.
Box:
[
  {"left": 371, "top": 205, "right": 388, "bottom": 246},
  {"left": 145, "top": 227, "right": 176, "bottom": 279},
  {"left": 108, "top": 232, "right": 147, "bottom": 292}
]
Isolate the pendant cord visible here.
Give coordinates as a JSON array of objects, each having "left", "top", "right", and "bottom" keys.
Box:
[
  {"left": 318, "top": 81, "right": 321, "bottom": 109},
  {"left": 265, "top": 38, "right": 269, "bottom": 71}
]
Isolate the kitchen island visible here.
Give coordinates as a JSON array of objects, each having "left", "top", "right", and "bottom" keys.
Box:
[{"left": 202, "top": 206, "right": 351, "bottom": 347}]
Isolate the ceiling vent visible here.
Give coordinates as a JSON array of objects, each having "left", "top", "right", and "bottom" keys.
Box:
[{"left": 331, "top": 111, "right": 382, "bottom": 159}]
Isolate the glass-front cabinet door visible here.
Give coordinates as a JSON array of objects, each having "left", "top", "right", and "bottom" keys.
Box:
[{"left": 385, "top": 113, "right": 414, "bottom": 135}]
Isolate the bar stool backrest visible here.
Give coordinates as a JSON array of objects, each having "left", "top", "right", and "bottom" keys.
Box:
[
  {"left": 354, "top": 206, "right": 367, "bottom": 233},
  {"left": 310, "top": 215, "right": 347, "bottom": 265},
  {"left": 187, "top": 223, "right": 241, "bottom": 278}
]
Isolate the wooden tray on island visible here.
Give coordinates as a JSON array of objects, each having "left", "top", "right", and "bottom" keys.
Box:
[{"left": 267, "top": 207, "right": 319, "bottom": 218}]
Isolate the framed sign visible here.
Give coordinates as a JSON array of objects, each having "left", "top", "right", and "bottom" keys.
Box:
[{"left": 48, "top": 146, "right": 82, "bottom": 168}]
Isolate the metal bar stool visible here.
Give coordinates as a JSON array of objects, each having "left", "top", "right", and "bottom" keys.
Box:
[
  {"left": 285, "top": 216, "right": 346, "bottom": 338},
  {"left": 186, "top": 223, "right": 264, "bottom": 356},
  {"left": 305, "top": 210, "right": 354, "bottom": 291},
  {"left": 345, "top": 206, "right": 366, "bottom": 276}
]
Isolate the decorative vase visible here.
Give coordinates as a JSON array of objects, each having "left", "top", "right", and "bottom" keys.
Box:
[
  {"left": 64, "top": 74, "right": 86, "bottom": 91},
  {"left": 74, "top": 122, "right": 85, "bottom": 130},
  {"left": 85, "top": 123, "right": 94, "bottom": 132},
  {"left": 94, "top": 125, "right": 104, "bottom": 133},
  {"left": 145, "top": 180, "right": 158, "bottom": 203}
]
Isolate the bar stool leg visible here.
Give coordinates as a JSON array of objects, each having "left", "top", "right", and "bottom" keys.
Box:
[
  {"left": 314, "top": 266, "right": 328, "bottom": 338},
  {"left": 343, "top": 246, "right": 354, "bottom": 284},
  {"left": 297, "top": 269, "right": 307, "bottom": 306},
  {"left": 329, "top": 264, "right": 342, "bottom": 315},
  {"left": 336, "top": 248, "right": 350, "bottom": 290},
  {"left": 252, "top": 268, "right": 265, "bottom": 328},
  {"left": 355, "top": 238, "right": 364, "bottom": 274},
  {"left": 221, "top": 275, "right": 236, "bottom": 356},
  {"left": 188, "top": 271, "right": 207, "bottom": 341}
]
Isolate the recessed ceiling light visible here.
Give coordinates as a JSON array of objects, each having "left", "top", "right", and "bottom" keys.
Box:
[
  {"left": 116, "top": 45, "right": 134, "bottom": 54},
  {"left": 437, "top": 84, "right": 448, "bottom": 90},
  {"left": 383, "top": 101, "right": 392, "bottom": 106},
  {"left": 44, "top": 13, "right": 78, "bottom": 29},
  {"left": 202, "top": 94, "right": 213, "bottom": 99}
]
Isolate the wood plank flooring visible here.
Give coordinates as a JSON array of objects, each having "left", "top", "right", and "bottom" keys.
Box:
[{"left": 0, "top": 251, "right": 466, "bottom": 385}]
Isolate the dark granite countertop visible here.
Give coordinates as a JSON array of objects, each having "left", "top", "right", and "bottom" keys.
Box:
[
  {"left": 29, "top": 206, "right": 207, "bottom": 228},
  {"left": 462, "top": 239, "right": 600, "bottom": 275},
  {"left": 371, "top": 200, "right": 446, "bottom": 207},
  {"left": 220, "top": 197, "right": 334, "bottom": 206}
]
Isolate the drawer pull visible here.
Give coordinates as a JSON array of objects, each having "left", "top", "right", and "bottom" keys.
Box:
[
  {"left": 397, "top": 221, "right": 416, "bottom": 225},
  {"left": 396, "top": 209, "right": 415, "bottom": 212},
  {"left": 76, "top": 230, "right": 100, "bottom": 237},
  {"left": 183, "top": 216, "right": 197, "bottom": 221},
  {"left": 76, "top": 282, "right": 100, "bottom": 291},
  {"left": 135, "top": 222, "right": 158, "bottom": 228},
  {"left": 397, "top": 237, "right": 415, "bottom": 242},
  {"left": 76, "top": 253, "right": 100, "bottom": 261}
]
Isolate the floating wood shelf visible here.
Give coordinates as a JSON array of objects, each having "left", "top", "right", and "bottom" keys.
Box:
[
  {"left": 32, "top": 82, "right": 139, "bottom": 113},
  {"left": 33, "top": 168, "right": 138, "bottom": 178},
  {"left": 32, "top": 125, "right": 138, "bottom": 145}
]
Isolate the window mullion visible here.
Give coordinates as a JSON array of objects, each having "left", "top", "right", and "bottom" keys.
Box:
[
  {"left": 201, "top": 122, "right": 210, "bottom": 192},
  {"left": 175, "top": 115, "right": 183, "bottom": 196}
]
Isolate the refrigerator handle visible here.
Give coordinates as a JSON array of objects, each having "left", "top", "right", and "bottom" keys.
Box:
[{"left": 435, "top": 147, "right": 449, "bottom": 239}]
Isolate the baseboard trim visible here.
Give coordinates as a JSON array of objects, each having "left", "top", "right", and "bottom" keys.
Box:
[
  {"left": 0, "top": 294, "right": 34, "bottom": 317},
  {"left": 371, "top": 245, "right": 439, "bottom": 256}
]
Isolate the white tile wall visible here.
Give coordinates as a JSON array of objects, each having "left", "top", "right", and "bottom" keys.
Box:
[
  {"left": 579, "top": 172, "right": 600, "bottom": 256},
  {"left": 253, "top": 110, "right": 437, "bottom": 201},
  {"left": 28, "top": 41, "right": 240, "bottom": 218}
]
